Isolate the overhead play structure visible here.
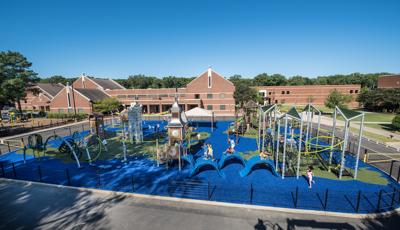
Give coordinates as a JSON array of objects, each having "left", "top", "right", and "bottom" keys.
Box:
[{"left": 256, "top": 104, "right": 365, "bottom": 180}]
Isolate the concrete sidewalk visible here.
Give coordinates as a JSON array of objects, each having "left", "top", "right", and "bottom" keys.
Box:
[{"left": 1, "top": 179, "right": 399, "bottom": 230}]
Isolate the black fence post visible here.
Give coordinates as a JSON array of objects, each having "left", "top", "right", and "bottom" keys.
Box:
[
  {"left": 207, "top": 181, "right": 211, "bottom": 200},
  {"left": 96, "top": 170, "right": 101, "bottom": 188},
  {"left": 391, "top": 188, "right": 396, "bottom": 209},
  {"left": 131, "top": 176, "right": 135, "bottom": 192},
  {"left": 324, "top": 189, "right": 329, "bottom": 210},
  {"left": 12, "top": 163, "right": 16, "bottom": 178},
  {"left": 7, "top": 142, "right": 11, "bottom": 153},
  {"left": 389, "top": 160, "right": 394, "bottom": 177},
  {"left": 397, "top": 167, "right": 400, "bottom": 183},
  {"left": 294, "top": 186, "right": 299, "bottom": 208},
  {"left": 250, "top": 183, "right": 254, "bottom": 204},
  {"left": 53, "top": 130, "right": 56, "bottom": 136},
  {"left": 38, "top": 165, "right": 42, "bottom": 182},
  {"left": 356, "top": 190, "right": 361, "bottom": 213},
  {"left": 82, "top": 124, "right": 85, "bottom": 132},
  {"left": 66, "top": 169, "right": 71, "bottom": 185},
  {"left": 1, "top": 162, "right": 4, "bottom": 176},
  {"left": 69, "top": 127, "right": 72, "bottom": 136},
  {"left": 376, "top": 190, "right": 383, "bottom": 212}
]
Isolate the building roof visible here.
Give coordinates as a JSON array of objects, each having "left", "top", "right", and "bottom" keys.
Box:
[
  {"left": 74, "top": 88, "right": 109, "bottom": 102},
  {"left": 90, "top": 78, "right": 125, "bottom": 90},
  {"left": 36, "top": 83, "right": 64, "bottom": 97}
]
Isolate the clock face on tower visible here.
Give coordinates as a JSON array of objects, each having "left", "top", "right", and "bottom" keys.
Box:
[{"left": 171, "top": 129, "right": 179, "bottom": 138}]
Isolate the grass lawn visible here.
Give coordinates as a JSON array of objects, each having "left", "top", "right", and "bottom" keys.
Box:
[
  {"left": 365, "top": 123, "right": 400, "bottom": 134},
  {"left": 278, "top": 104, "right": 333, "bottom": 114},
  {"left": 331, "top": 111, "right": 395, "bottom": 123},
  {"left": 347, "top": 127, "right": 400, "bottom": 142},
  {"left": 306, "top": 167, "right": 388, "bottom": 185}
]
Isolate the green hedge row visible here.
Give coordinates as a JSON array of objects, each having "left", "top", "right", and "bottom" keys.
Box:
[{"left": 47, "top": 112, "right": 88, "bottom": 120}]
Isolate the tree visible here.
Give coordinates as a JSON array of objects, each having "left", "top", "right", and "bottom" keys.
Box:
[
  {"left": 0, "top": 51, "right": 38, "bottom": 112},
  {"left": 93, "top": 98, "right": 121, "bottom": 113},
  {"left": 254, "top": 73, "right": 287, "bottom": 86},
  {"left": 392, "top": 114, "right": 400, "bottom": 131},
  {"left": 231, "top": 75, "right": 260, "bottom": 107},
  {"left": 40, "top": 75, "right": 74, "bottom": 85},
  {"left": 288, "top": 76, "right": 313, "bottom": 85},
  {"left": 324, "top": 89, "right": 352, "bottom": 109}
]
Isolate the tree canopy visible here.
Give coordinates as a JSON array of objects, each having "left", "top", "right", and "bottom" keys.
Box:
[
  {"left": 357, "top": 88, "right": 400, "bottom": 113},
  {"left": 0, "top": 51, "right": 38, "bottom": 111},
  {"left": 324, "top": 89, "right": 353, "bottom": 109},
  {"left": 93, "top": 98, "right": 121, "bottom": 113}
]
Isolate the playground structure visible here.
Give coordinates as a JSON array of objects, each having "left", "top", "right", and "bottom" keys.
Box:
[
  {"left": 254, "top": 103, "right": 365, "bottom": 180},
  {"left": 127, "top": 102, "right": 143, "bottom": 143}
]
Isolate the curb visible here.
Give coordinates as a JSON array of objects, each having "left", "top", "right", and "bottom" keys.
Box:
[{"left": 1, "top": 177, "right": 399, "bottom": 219}]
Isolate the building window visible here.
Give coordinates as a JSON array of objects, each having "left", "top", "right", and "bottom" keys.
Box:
[
  {"left": 68, "top": 108, "right": 73, "bottom": 113},
  {"left": 117, "top": 95, "right": 127, "bottom": 98},
  {"left": 281, "top": 91, "right": 285, "bottom": 94},
  {"left": 195, "top": 94, "right": 200, "bottom": 99},
  {"left": 355, "top": 90, "right": 359, "bottom": 93},
  {"left": 269, "top": 92, "right": 272, "bottom": 95},
  {"left": 208, "top": 75, "right": 212, "bottom": 88},
  {"left": 207, "top": 105, "right": 213, "bottom": 110},
  {"left": 350, "top": 90, "right": 353, "bottom": 94},
  {"left": 207, "top": 94, "right": 213, "bottom": 99},
  {"left": 286, "top": 91, "right": 290, "bottom": 94},
  {"left": 220, "top": 105, "right": 226, "bottom": 110},
  {"left": 58, "top": 108, "right": 64, "bottom": 113},
  {"left": 78, "top": 108, "right": 84, "bottom": 113},
  {"left": 219, "top": 93, "right": 225, "bottom": 99}
]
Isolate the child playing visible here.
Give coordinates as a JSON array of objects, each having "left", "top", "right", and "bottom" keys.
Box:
[
  {"left": 208, "top": 144, "right": 214, "bottom": 161},
  {"left": 306, "top": 166, "right": 315, "bottom": 188}
]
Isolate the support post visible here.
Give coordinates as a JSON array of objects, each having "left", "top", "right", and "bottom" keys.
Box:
[
  {"left": 339, "top": 120, "right": 350, "bottom": 179},
  {"left": 282, "top": 115, "right": 288, "bottom": 179},
  {"left": 329, "top": 109, "right": 337, "bottom": 167},
  {"left": 178, "top": 142, "right": 181, "bottom": 171},
  {"left": 354, "top": 114, "right": 364, "bottom": 179},
  {"left": 275, "top": 120, "right": 281, "bottom": 171},
  {"left": 296, "top": 119, "right": 303, "bottom": 179},
  {"left": 258, "top": 107, "right": 262, "bottom": 151},
  {"left": 261, "top": 111, "right": 266, "bottom": 154},
  {"left": 316, "top": 111, "right": 321, "bottom": 147}
]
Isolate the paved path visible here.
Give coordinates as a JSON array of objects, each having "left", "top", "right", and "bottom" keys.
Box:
[
  {"left": 0, "top": 179, "right": 399, "bottom": 230},
  {"left": 316, "top": 115, "right": 400, "bottom": 143}
]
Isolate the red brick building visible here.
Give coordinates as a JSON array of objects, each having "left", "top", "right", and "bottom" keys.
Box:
[
  {"left": 48, "top": 68, "right": 236, "bottom": 116},
  {"left": 107, "top": 68, "right": 236, "bottom": 115},
  {"left": 20, "top": 83, "right": 64, "bottom": 112},
  {"left": 255, "top": 85, "right": 361, "bottom": 107},
  {"left": 25, "top": 68, "right": 363, "bottom": 114},
  {"left": 50, "top": 84, "right": 109, "bottom": 114},
  {"left": 378, "top": 75, "right": 400, "bottom": 89}
]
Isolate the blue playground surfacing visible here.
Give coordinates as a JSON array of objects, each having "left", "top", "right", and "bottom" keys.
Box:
[{"left": 1, "top": 120, "right": 399, "bottom": 214}]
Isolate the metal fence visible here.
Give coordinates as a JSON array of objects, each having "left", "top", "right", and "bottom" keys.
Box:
[{"left": 0, "top": 161, "right": 399, "bottom": 214}]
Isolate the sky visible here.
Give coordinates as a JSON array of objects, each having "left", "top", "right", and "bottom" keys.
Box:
[{"left": 1, "top": 0, "right": 399, "bottom": 79}]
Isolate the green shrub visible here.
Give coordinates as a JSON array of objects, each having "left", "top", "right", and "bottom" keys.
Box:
[
  {"left": 392, "top": 114, "right": 400, "bottom": 131},
  {"left": 47, "top": 112, "right": 87, "bottom": 120}
]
